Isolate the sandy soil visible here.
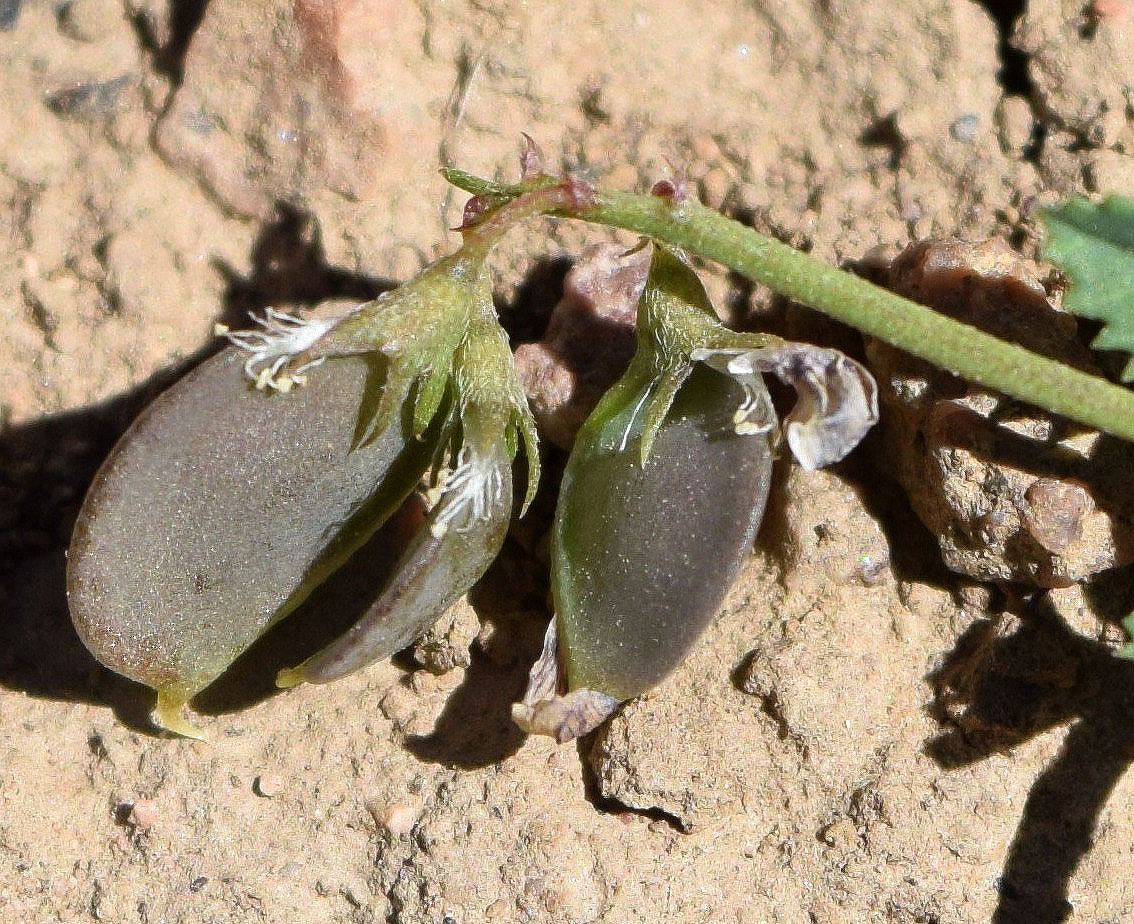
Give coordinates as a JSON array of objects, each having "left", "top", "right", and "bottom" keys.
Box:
[{"left": 2, "top": 1, "right": 1134, "bottom": 922}]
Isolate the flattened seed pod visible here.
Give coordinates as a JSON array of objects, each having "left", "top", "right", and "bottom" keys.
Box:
[
  {"left": 272, "top": 302, "right": 538, "bottom": 689},
  {"left": 278, "top": 438, "right": 513, "bottom": 686},
  {"left": 67, "top": 348, "right": 431, "bottom": 736},
  {"left": 551, "top": 365, "right": 773, "bottom": 703}
]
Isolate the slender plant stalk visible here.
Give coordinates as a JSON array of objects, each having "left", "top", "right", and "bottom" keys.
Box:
[{"left": 444, "top": 168, "right": 1134, "bottom": 444}]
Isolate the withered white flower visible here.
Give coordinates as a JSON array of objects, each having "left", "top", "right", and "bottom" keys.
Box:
[
  {"left": 224, "top": 307, "right": 341, "bottom": 392},
  {"left": 692, "top": 343, "right": 879, "bottom": 470}
]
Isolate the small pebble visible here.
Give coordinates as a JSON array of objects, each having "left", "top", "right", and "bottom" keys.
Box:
[
  {"left": 1021, "top": 479, "right": 1093, "bottom": 554},
  {"left": 819, "top": 817, "right": 858, "bottom": 848},
  {"left": 127, "top": 799, "right": 159, "bottom": 831},
  {"left": 485, "top": 899, "right": 510, "bottom": 919},
  {"left": 366, "top": 797, "right": 423, "bottom": 837},
  {"left": 409, "top": 670, "right": 440, "bottom": 695},
  {"left": 950, "top": 113, "right": 980, "bottom": 144},
  {"left": 378, "top": 684, "right": 418, "bottom": 725}
]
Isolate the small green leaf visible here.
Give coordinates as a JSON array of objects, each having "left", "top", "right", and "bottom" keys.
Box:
[
  {"left": 1118, "top": 612, "right": 1134, "bottom": 660},
  {"left": 1040, "top": 196, "right": 1134, "bottom": 380}
]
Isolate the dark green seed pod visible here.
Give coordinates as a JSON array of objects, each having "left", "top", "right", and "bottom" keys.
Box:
[
  {"left": 69, "top": 224, "right": 545, "bottom": 736},
  {"left": 513, "top": 244, "right": 778, "bottom": 742},
  {"left": 67, "top": 348, "right": 431, "bottom": 736},
  {"left": 550, "top": 364, "right": 773, "bottom": 704},
  {"left": 514, "top": 363, "right": 774, "bottom": 743}
]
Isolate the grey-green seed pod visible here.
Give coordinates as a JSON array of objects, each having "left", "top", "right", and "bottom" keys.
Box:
[
  {"left": 69, "top": 235, "right": 543, "bottom": 737},
  {"left": 277, "top": 437, "right": 513, "bottom": 687},
  {"left": 67, "top": 348, "right": 432, "bottom": 736}
]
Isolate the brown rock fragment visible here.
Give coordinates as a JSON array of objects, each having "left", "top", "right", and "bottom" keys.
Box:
[
  {"left": 513, "top": 243, "right": 648, "bottom": 449},
  {"left": 1020, "top": 478, "right": 1094, "bottom": 554},
  {"left": 411, "top": 597, "right": 480, "bottom": 675},
  {"left": 866, "top": 238, "right": 1134, "bottom": 586},
  {"left": 367, "top": 796, "right": 424, "bottom": 838}
]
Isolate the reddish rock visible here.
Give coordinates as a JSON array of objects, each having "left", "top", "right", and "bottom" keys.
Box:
[{"left": 155, "top": 0, "right": 424, "bottom": 219}]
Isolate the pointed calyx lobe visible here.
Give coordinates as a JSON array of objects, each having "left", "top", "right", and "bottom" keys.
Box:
[{"left": 514, "top": 244, "right": 878, "bottom": 742}]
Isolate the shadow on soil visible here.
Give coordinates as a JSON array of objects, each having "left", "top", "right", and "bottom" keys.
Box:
[
  {"left": 776, "top": 259, "right": 1134, "bottom": 923},
  {"left": 128, "top": 0, "right": 209, "bottom": 87},
  {"left": 400, "top": 636, "right": 534, "bottom": 770},
  {"left": 927, "top": 583, "right": 1134, "bottom": 924}
]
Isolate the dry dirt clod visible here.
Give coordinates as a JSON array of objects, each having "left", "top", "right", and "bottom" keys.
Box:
[
  {"left": 866, "top": 238, "right": 1134, "bottom": 588},
  {"left": 252, "top": 773, "right": 283, "bottom": 798},
  {"left": 378, "top": 683, "right": 419, "bottom": 728},
  {"left": 411, "top": 597, "right": 479, "bottom": 674},
  {"left": 125, "top": 799, "right": 158, "bottom": 831}
]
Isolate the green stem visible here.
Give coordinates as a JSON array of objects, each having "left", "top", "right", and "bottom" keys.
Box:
[{"left": 443, "top": 168, "right": 1134, "bottom": 443}]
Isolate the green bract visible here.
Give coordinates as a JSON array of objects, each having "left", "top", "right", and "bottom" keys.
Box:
[
  {"left": 514, "top": 245, "right": 878, "bottom": 742},
  {"left": 68, "top": 236, "right": 538, "bottom": 737}
]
